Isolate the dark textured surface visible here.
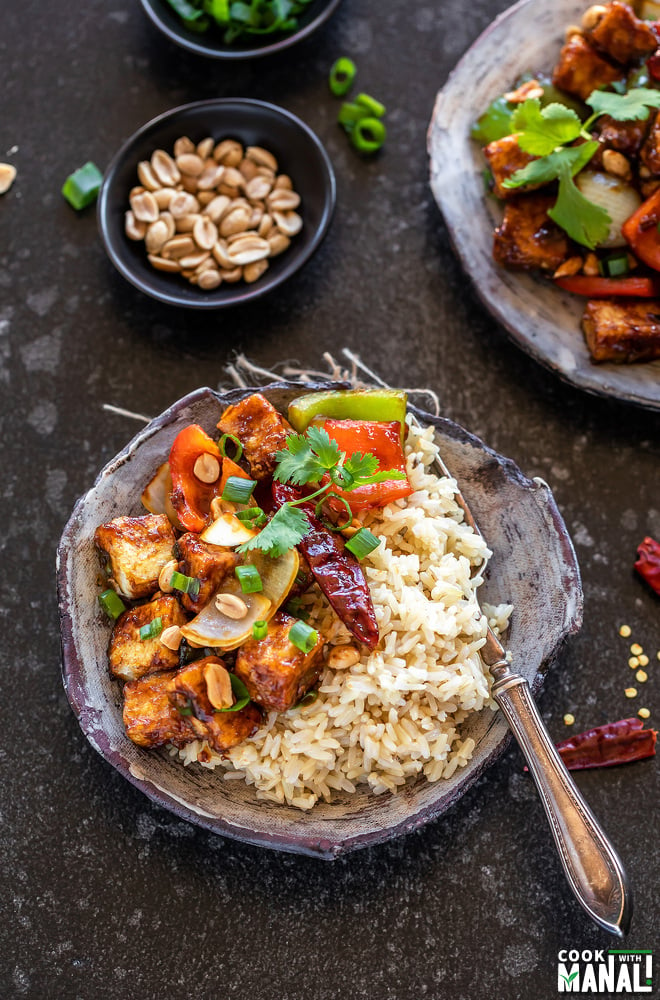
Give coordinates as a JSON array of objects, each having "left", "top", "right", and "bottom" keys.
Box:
[{"left": 2, "top": 1, "right": 659, "bottom": 998}]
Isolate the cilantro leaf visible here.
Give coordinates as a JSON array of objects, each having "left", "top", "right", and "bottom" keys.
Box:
[
  {"left": 348, "top": 469, "right": 406, "bottom": 487},
  {"left": 274, "top": 442, "right": 325, "bottom": 486},
  {"left": 237, "top": 504, "right": 310, "bottom": 558},
  {"left": 586, "top": 87, "right": 660, "bottom": 123},
  {"left": 343, "top": 451, "right": 379, "bottom": 480},
  {"left": 511, "top": 99, "right": 582, "bottom": 156},
  {"left": 548, "top": 164, "right": 611, "bottom": 250},
  {"left": 503, "top": 141, "right": 598, "bottom": 189},
  {"left": 305, "top": 426, "right": 342, "bottom": 468}
]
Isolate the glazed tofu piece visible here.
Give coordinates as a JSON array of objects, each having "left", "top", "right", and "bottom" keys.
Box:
[
  {"left": 484, "top": 135, "right": 539, "bottom": 199},
  {"left": 95, "top": 513, "right": 176, "bottom": 600},
  {"left": 123, "top": 670, "right": 192, "bottom": 749},
  {"left": 169, "top": 657, "right": 262, "bottom": 753},
  {"left": 552, "top": 35, "right": 622, "bottom": 101},
  {"left": 109, "top": 594, "right": 188, "bottom": 682},
  {"left": 594, "top": 115, "right": 649, "bottom": 161},
  {"left": 583, "top": 2, "right": 657, "bottom": 66},
  {"left": 640, "top": 112, "right": 660, "bottom": 176},
  {"left": 217, "top": 393, "right": 292, "bottom": 481},
  {"left": 582, "top": 300, "right": 660, "bottom": 362},
  {"left": 234, "top": 611, "right": 324, "bottom": 713},
  {"left": 493, "top": 195, "right": 570, "bottom": 272},
  {"left": 176, "top": 533, "right": 238, "bottom": 613}
]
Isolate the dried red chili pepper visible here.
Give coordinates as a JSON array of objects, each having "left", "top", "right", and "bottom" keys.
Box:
[
  {"left": 634, "top": 536, "right": 660, "bottom": 595},
  {"left": 554, "top": 718, "right": 657, "bottom": 771},
  {"left": 272, "top": 483, "right": 379, "bottom": 649}
]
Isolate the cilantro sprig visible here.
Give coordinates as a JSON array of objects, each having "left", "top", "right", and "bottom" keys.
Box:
[
  {"left": 238, "top": 426, "right": 405, "bottom": 557},
  {"left": 500, "top": 87, "right": 660, "bottom": 249}
]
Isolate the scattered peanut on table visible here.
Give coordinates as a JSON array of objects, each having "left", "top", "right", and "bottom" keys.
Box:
[{"left": 125, "top": 136, "right": 303, "bottom": 290}]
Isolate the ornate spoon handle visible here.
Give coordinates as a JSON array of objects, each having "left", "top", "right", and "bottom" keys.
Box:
[{"left": 491, "top": 659, "right": 632, "bottom": 937}]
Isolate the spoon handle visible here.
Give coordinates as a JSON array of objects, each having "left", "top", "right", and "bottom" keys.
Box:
[{"left": 491, "top": 664, "right": 632, "bottom": 937}]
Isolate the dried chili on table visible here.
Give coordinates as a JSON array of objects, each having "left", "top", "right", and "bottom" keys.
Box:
[
  {"left": 554, "top": 718, "right": 657, "bottom": 771},
  {"left": 634, "top": 536, "right": 660, "bottom": 595}
]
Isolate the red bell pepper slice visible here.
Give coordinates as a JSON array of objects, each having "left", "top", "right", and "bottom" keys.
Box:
[
  {"left": 554, "top": 274, "right": 660, "bottom": 297},
  {"left": 321, "top": 419, "right": 413, "bottom": 512},
  {"left": 622, "top": 187, "right": 660, "bottom": 272},
  {"left": 168, "top": 425, "right": 224, "bottom": 533},
  {"left": 635, "top": 536, "right": 660, "bottom": 595},
  {"left": 553, "top": 718, "right": 657, "bottom": 770}
]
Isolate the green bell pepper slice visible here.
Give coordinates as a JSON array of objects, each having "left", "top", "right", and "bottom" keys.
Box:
[{"left": 288, "top": 389, "right": 408, "bottom": 437}]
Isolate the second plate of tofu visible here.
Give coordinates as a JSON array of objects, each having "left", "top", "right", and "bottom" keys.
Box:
[{"left": 428, "top": 0, "right": 660, "bottom": 410}]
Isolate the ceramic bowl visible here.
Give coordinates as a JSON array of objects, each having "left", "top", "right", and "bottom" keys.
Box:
[
  {"left": 57, "top": 382, "right": 582, "bottom": 858},
  {"left": 139, "top": 0, "right": 342, "bottom": 60},
  {"left": 428, "top": 0, "right": 660, "bottom": 411},
  {"left": 97, "top": 100, "right": 336, "bottom": 308}
]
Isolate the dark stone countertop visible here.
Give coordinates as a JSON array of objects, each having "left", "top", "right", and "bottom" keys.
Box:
[{"left": 2, "top": 1, "right": 658, "bottom": 998}]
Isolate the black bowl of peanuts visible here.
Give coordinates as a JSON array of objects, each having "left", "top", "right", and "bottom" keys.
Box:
[{"left": 97, "top": 99, "right": 336, "bottom": 307}]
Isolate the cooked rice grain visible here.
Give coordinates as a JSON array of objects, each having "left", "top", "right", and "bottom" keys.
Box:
[{"left": 174, "top": 421, "right": 511, "bottom": 809}]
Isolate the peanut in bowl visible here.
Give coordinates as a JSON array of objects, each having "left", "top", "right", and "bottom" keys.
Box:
[{"left": 97, "top": 99, "right": 336, "bottom": 308}]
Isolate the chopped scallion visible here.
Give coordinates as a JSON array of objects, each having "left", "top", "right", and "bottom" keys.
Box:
[
  {"left": 285, "top": 597, "right": 309, "bottom": 620},
  {"left": 170, "top": 570, "right": 201, "bottom": 599},
  {"left": 252, "top": 619, "right": 268, "bottom": 640},
  {"left": 599, "top": 251, "right": 630, "bottom": 278},
  {"left": 294, "top": 690, "right": 319, "bottom": 708},
  {"left": 329, "top": 57, "right": 356, "bottom": 97},
  {"left": 222, "top": 475, "right": 257, "bottom": 504},
  {"left": 216, "top": 673, "right": 250, "bottom": 713},
  {"left": 355, "top": 93, "right": 386, "bottom": 118},
  {"left": 338, "top": 101, "right": 369, "bottom": 131},
  {"left": 139, "top": 616, "right": 163, "bottom": 641},
  {"left": 236, "top": 507, "right": 267, "bottom": 527},
  {"left": 289, "top": 619, "right": 319, "bottom": 654},
  {"left": 235, "top": 563, "right": 263, "bottom": 593},
  {"left": 345, "top": 526, "right": 380, "bottom": 559},
  {"left": 351, "top": 117, "right": 387, "bottom": 154},
  {"left": 178, "top": 701, "right": 194, "bottom": 716},
  {"left": 98, "top": 588, "right": 126, "bottom": 620},
  {"left": 62, "top": 162, "right": 103, "bottom": 210},
  {"left": 315, "top": 493, "right": 353, "bottom": 532},
  {"left": 218, "top": 432, "right": 243, "bottom": 462}
]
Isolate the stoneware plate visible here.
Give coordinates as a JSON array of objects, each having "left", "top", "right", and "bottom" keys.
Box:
[
  {"left": 57, "top": 382, "right": 582, "bottom": 858},
  {"left": 428, "top": 0, "right": 660, "bottom": 411}
]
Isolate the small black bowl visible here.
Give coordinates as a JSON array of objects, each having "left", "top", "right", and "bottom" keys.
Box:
[
  {"left": 139, "top": 0, "right": 343, "bottom": 59},
  {"left": 97, "top": 99, "right": 336, "bottom": 308}
]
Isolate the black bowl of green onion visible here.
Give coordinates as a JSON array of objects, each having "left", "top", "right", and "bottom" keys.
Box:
[{"left": 139, "top": 0, "right": 342, "bottom": 59}]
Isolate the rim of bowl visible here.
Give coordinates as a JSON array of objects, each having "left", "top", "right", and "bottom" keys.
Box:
[
  {"left": 138, "top": 0, "right": 343, "bottom": 59},
  {"left": 97, "top": 98, "right": 336, "bottom": 308}
]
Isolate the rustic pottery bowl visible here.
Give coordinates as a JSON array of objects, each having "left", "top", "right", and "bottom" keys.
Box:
[
  {"left": 98, "top": 100, "right": 336, "bottom": 308},
  {"left": 57, "top": 382, "right": 582, "bottom": 858},
  {"left": 139, "top": 0, "right": 343, "bottom": 60},
  {"left": 428, "top": 0, "right": 660, "bottom": 411}
]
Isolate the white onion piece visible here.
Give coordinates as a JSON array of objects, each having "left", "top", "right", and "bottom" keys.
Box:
[
  {"left": 201, "top": 512, "right": 257, "bottom": 547},
  {"left": 640, "top": 1, "right": 660, "bottom": 20},
  {"left": 575, "top": 171, "right": 642, "bottom": 248},
  {"left": 141, "top": 461, "right": 183, "bottom": 530}
]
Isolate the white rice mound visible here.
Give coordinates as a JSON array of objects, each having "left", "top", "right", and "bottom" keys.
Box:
[{"left": 174, "top": 420, "right": 513, "bottom": 811}]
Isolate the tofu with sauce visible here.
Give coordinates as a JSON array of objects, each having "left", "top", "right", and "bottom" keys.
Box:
[
  {"left": 483, "top": 135, "right": 540, "bottom": 199},
  {"left": 176, "top": 533, "right": 238, "bottom": 613},
  {"left": 123, "top": 670, "right": 192, "bottom": 749},
  {"left": 583, "top": 2, "right": 657, "bottom": 67},
  {"left": 582, "top": 300, "right": 660, "bottom": 363},
  {"left": 109, "top": 594, "right": 188, "bottom": 682},
  {"left": 552, "top": 35, "right": 622, "bottom": 101},
  {"left": 95, "top": 513, "right": 176, "bottom": 600},
  {"left": 234, "top": 611, "right": 324, "bottom": 713},
  {"left": 493, "top": 195, "right": 570, "bottom": 272},
  {"left": 217, "top": 392, "right": 292, "bottom": 481},
  {"left": 169, "top": 657, "right": 262, "bottom": 753}
]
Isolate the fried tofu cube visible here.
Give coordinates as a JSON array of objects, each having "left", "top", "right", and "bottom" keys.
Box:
[
  {"left": 217, "top": 393, "right": 292, "bottom": 481},
  {"left": 594, "top": 115, "right": 649, "bottom": 162},
  {"left": 483, "top": 134, "right": 540, "bottom": 199},
  {"left": 582, "top": 299, "right": 660, "bottom": 362},
  {"left": 169, "top": 657, "right": 262, "bottom": 753},
  {"left": 109, "top": 594, "right": 188, "bottom": 682},
  {"left": 641, "top": 112, "right": 660, "bottom": 175},
  {"left": 123, "top": 670, "right": 192, "bottom": 749},
  {"left": 234, "top": 611, "right": 324, "bottom": 713},
  {"left": 584, "top": 2, "right": 657, "bottom": 66},
  {"left": 493, "top": 195, "right": 570, "bottom": 272},
  {"left": 552, "top": 35, "right": 622, "bottom": 101},
  {"left": 95, "top": 514, "right": 176, "bottom": 600},
  {"left": 176, "top": 533, "right": 238, "bottom": 613}
]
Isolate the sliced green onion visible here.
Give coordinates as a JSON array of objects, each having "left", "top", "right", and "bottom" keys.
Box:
[
  {"left": 222, "top": 475, "right": 257, "bottom": 504},
  {"left": 236, "top": 507, "right": 267, "bottom": 527},
  {"left": 294, "top": 690, "right": 318, "bottom": 709},
  {"left": 285, "top": 597, "right": 309, "bottom": 620},
  {"left": 98, "top": 588, "right": 126, "bottom": 620},
  {"left": 294, "top": 569, "right": 308, "bottom": 586},
  {"left": 338, "top": 101, "right": 369, "bottom": 131},
  {"left": 599, "top": 251, "right": 630, "bottom": 278},
  {"left": 216, "top": 673, "right": 250, "bottom": 713},
  {"left": 62, "top": 162, "right": 103, "bottom": 210},
  {"left": 345, "top": 526, "right": 380, "bottom": 559},
  {"left": 355, "top": 93, "right": 386, "bottom": 118},
  {"left": 235, "top": 563, "right": 263, "bottom": 593},
  {"left": 252, "top": 619, "right": 268, "bottom": 640},
  {"left": 315, "top": 494, "right": 353, "bottom": 532},
  {"left": 218, "top": 432, "right": 243, "bottom": 462},
  {"left": 170, "top": 570, "right": 201, "bottom": 599},
  {"left": 177, "top": 700, "right": 194, "bottom": 716},
  {"left": 351, "top": 117, "right": 387, "bottom": 154},
  {"left": 139, "top": 616, "right": 163, "bottom": 641},
  {"left": 289, "top": 619, "right": 319, "bottom": 654},
  {"left": 329, "top": 57, "right": 356, "bottom": 97},
  {"left": 209, "top": 0, "right": 230, "bottom": 23}
]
